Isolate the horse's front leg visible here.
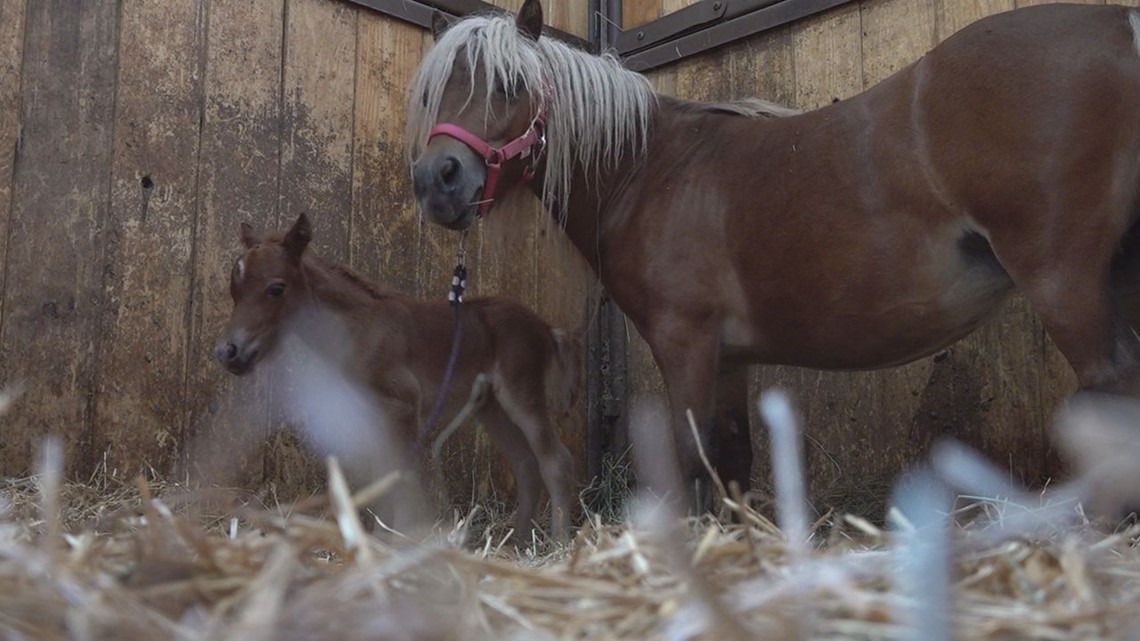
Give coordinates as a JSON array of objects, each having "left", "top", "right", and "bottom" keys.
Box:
[
  {"left": 714, "top": 364, "right": 753, "bottom": 496},
  {"left": 647, "top": 322, "right": 722, "bottom": 512}
]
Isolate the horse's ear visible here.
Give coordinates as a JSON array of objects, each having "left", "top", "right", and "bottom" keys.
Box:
[
  {"left": 284, "top": 213, "right": 312, "bottom": 258},
  {"left": 516, "top": 0, "right": 543, "bottom": 41},
  {"left": 239, "top": 222, "right": 257, "bottom": 249},
  {"left": 431, "top": 10, "right": 455, "bottom": 41}
]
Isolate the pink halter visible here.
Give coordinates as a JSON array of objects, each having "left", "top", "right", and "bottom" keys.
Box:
[{"left": 427, "top": 84, "right": 550, "bottom": 217}]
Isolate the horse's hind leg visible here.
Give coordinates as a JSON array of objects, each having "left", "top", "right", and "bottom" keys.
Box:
[
  {"left": 989, "top": 204, "right": 1140, "bottom": 394},
  {"left": 1112, "top": 221, "right": 1140, "bottom": 332},
  {"left": 476, "top": 401, "right": 543, "bottom": 540}
]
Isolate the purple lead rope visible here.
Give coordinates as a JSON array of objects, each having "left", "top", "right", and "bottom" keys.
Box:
[{"left": 414, "top": 235, "right": 468, "bottom": 456}]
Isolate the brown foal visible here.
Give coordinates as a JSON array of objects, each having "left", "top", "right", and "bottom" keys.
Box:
[{"left": 214, "top": 213, "right": 578, "bottom": 537}]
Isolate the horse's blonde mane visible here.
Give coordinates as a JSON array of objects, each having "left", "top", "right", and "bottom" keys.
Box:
[
  {"left": 406, "top": 13, "right": 656, "bottom": 221},
  {"left": 671, "top": 96, "right": 800, "bottom": 119}
]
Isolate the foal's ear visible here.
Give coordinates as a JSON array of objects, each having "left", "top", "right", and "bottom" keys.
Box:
[
  {"left": 516, "top": 0, "right": 543, "bottom": 41},
  {"left": 239, "top": 222, "right": 257, "bottom": 249},
  {"left": 284, "top": 213, "right": 312, "bottom": 258},
  {"left": 431, "top": 10, "right": 455, "bottom": 41}
]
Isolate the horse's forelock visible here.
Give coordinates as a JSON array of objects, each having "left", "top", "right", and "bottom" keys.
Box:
[
  {"left": 406, "top": 12, "right": 657, "bottom": 224},
  {"left": 406, "top": 16, "right": 545, "bottom": 161}
]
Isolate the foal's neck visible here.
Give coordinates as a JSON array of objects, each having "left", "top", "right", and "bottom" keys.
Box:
[{"left": 298, "top": 256, "right": 396, "bottom": 314}]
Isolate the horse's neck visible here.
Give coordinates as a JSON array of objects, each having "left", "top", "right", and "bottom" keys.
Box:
[
  {"left": 528, "top": 137, "right": 647, "bottom": 274},
  {"left": 541, "top": 95, "right": 798, "bottom": 269},
  {"left": 533, "top": 94, "right": 695, "bottom": 273}
]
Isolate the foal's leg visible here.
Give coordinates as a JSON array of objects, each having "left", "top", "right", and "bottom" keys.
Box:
[
  {"left": 366, "top": 396, "right": 432, "bottom": 535},
  {"left": 714, "top": 364, "right": 754, "bottom": 495},
  {"left": 494, "top": 380, "right": 575, "bottom": 541},
  {"left": 476, "top": 401, "right": 544, "bottom": 540}
]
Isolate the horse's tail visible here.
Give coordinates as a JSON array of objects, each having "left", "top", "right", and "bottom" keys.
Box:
[{"left": 548, "top": 327, "right": 581, "bottom": 415}]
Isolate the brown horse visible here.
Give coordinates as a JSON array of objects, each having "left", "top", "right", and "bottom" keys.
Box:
[
  {"left": 214, "top": 213, "right": 578, "bottom": 537},
  {"left": 408, "top": 1, "right": 1140, "bottom": 506}
]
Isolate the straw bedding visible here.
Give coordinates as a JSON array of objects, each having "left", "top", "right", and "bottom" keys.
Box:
[
  {"left": 0, "top": 463, "right": 1136, "bottom": 640},
  {"left": 2, "top": 390, "right": 1140, "bottom": 640}
]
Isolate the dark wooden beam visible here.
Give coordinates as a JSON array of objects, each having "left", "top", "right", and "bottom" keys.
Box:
[{"left": 622, "top": 0, "right": 856, "bottom": 71}]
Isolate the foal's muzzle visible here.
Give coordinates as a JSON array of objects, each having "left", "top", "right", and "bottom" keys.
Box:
[
  {"left": 413, "top": 153, "right": 482, "bottom": 230},
  {"left": 214, "top": 338, "right": 259, "bottom": 375}
]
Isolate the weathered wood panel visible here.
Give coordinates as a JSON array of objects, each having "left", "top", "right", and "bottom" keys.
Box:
[
  {"left": 0, "top": 0, "right": 26, "bottom": 406},
  {"left": 94, "top": 0, "right": 205, "bottom": 476},
  {"left": 280, "top": 0, "right": 357, "bottom": 259},
  {"left": 0, "top": 0, "right": 119, "bottom": 474},
  {"left": 266, "top": 0, "right": 360, "bottom": 499},
  {"left": 791, "top": 4, "right": 859, "bottom": 110},
  {"left": 3, "top": 0, "right": 1119, "bottom": 519},
  {"left": 548, "top": 0, "right": 590, "bottom": 38},
  {"left": 350, "top": 15, "right": 425, "bottom": 294},
  {"left": 934, "top": 0, "right": 1013, "bottom": 41},
  {"left": 624, "top": 0, "right": 662, "bottom": 29},
  {"left": 1016, "top": 0, "right": 1101, "bottom": 6},
  {"left": 184, "top": 0, "right": 286, "bottom": 487},
  {"left": 0, "top": 0, "right": 595, "bottom": 517}
]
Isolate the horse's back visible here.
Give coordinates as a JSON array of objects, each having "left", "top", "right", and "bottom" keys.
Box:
[{"left": 912, "top": 3, "right": 1140, "bottom": 227}]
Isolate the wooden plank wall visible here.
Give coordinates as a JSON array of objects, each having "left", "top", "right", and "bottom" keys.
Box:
[
  {"left": 622, "top": 0, "right": 1138, "bottom": 509},
  {"left": 0, "top": 0, "right": 594, "bottom": 510}
]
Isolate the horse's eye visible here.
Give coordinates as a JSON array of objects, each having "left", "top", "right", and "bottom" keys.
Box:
[
  {"left": 266, "top": 282, "right": 286, "bottom": 298},
  {"left": 494, "top": 76, "right": 520, "bottom": 100}
]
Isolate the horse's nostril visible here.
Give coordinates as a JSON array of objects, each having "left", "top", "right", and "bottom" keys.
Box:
[
  {"left": 439, "top": 157, "right": 460, "bottom": 185},
  {"left": 223, "top": 343, "right": 238, "bottom": 361}
]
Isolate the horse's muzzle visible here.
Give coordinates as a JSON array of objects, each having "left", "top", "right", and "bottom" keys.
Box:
[{"left": 412, "top": 153, "right": 481, "bottom": 230}]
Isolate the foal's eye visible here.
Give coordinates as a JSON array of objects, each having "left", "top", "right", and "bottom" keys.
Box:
[{"left": 266, "top": 282, "right": 286, "bottom": 298}]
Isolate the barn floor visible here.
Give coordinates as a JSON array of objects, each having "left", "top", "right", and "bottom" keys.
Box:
[{"left": 1, "top": 461, "right": 1138, "bottom": 641}]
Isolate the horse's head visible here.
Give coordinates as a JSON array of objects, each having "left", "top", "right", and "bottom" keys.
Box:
[
  {"left": 408, "top": 0, "right": 549, "bottom": 230},
  {"left": 214, "top": 213, "right": 312, "bottom": 375}
]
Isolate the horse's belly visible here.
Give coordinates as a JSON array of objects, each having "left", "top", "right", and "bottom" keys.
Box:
[{"left": 727, "top": 233, "right": 1014, "bottom": 369}]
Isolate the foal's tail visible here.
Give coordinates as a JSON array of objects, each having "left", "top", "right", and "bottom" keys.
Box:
[{"left": 549, "top": 328, "right": 581, "bottom": 415}]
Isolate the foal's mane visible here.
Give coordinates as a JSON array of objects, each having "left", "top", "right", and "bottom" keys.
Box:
[{"left": 303, "top": 254, "right": 399, "bottom": 303}]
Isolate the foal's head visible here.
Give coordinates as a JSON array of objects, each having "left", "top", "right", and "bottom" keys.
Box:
[
  {"left": 408, "top": 0, "right": 548, "bottom": 230},
  {"left": 214, "top": 213, "right": 312, "bottom": 375}
]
